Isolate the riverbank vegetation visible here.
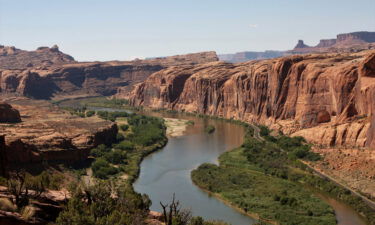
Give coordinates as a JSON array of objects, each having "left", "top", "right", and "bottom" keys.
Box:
[
  {"left": 192, "top": 126, "right": 375, "bottom": 225},
  {"left": 204, "top": 125, "right": 216, "bottom": 134},
  {"left": 52, "top": 107, "right": 228, "bottom": 225}
]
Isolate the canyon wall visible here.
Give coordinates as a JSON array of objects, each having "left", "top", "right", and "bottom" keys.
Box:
[
  {"left": 0, "top": 50, "right": 218, "bottom": 100},
  {"left": 127, "top": 50, "right": 375, "bottom": 149}
]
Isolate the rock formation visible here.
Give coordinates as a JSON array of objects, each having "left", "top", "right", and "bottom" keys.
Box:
[
  {"left": 219, "top": 31, "right": 375, "bottom": 63},
  {"left": 290, "top": 31, "right": 375, "bottom": 54},
  {"left": 0, "top": 50, "right": 218, "bottom": 99},
  {"left": 0, "top": 99, "right": 118, "bottom": 170},
  {"left": 0, "top": 45, "right": 75, "bottom": 70},
  {"left": 294, "top": 40, "right": 310, "bottom": 49},
  {"left": 0, "top": 102, "right": 21, "bottom": 123},
  {"left": 127, "top": 50, "right": 375, "bottom": 149}
]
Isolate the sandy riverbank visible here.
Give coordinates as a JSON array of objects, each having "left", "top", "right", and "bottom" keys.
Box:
[{"left": 164, "top": 118, "right": 190, "bottom": 137}]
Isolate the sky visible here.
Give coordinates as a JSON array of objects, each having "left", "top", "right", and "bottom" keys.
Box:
[{"left": 0, "top": 0, "right": 374, "bottom": 61}]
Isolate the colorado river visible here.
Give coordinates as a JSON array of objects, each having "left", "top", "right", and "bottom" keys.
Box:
[
  {"left": 134, "top": 112, "right": 257, "bottom": 224},
  {"left": 58, "top": 99, "right": 368, "bottom": 225}
]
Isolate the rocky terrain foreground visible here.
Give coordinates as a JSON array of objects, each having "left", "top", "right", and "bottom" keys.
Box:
[
  {"left": 126, "top": 50, "right": 375, "bottom": 197},
  {"left": 0, "top": 98, "right": 117, "bottom": 173}
]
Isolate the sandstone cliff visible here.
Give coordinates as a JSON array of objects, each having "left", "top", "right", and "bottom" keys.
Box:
[
  {"left": 0, "top": 99, "right": 118, "bottom": 170},
  {"left": 127, "top": 50, "right": 375, "bottom": 149},
  {"left": 0, "top": 51, "right": 218, "bottom": 100},
  {"left": 0, "top": 45, "right": 75, "bottom": 70}
]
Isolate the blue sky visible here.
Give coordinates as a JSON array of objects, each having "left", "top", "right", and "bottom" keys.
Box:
[{"left": 0, "top": 0, "right": 374, "bottom": 61}]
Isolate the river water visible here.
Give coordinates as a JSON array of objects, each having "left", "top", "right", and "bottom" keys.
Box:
[
  {"left": 134, "top": 112, "right": 256, "bottom": 224},
  {"left": 58, "top": 99, "right": 368, "bottom": 225}
]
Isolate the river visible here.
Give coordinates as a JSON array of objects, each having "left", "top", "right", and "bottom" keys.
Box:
[{"left": 58, "top": 99, "right": 368, "bottom": 225}]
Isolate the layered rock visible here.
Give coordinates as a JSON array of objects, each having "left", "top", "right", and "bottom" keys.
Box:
[
  {"left": 0, "top": 51, "right": 218, "bottom": 100},
  {"left": 290, "top": 31, "right": 375, "bottom": 54},
  {"left": 0, "top": 45, "right": 75, "bottom": 70},
  {"left": 127, "top": 50, "right": 375, "bottom": 148},
  {"left": 0, "top": 99, "right": 118, "bottom": 169},
  {"left": 0, "top": 102, "right": 21, "bottom": 123}
]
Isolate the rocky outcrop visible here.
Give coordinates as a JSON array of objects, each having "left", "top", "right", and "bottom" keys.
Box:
[
  {"left": 337, "top": 31, "right": 375, "bottom": 44},
  {"left": 127, "top": 50, "right": 375, "bottom": 148},
  {"left": 0, "top": 103, "right": 21, "bottom": 123},
  {"left": 291, "top": 31, "right": 375, "bottom": 54},
  {"left": 316, "top": 39, "right": 337, "bottom": 48},
  {"left": 0, "top": 51, "right": 218, "bottom": 99},
  {"left": 0, "top": 99, "right": 118, "bottom": 169},
  {"left": 0, "top": 45, "right": 75, "bottom": 70},
  {"left": 294, "top": 40, "right": 310, "bottom": 49}
]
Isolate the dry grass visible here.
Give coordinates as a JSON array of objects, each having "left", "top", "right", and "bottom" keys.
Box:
[
  {"left": 21, "top": 205, "right": 35, "bottom": 220},
  {"left": 0, "top": 198, "right": 17, "bottom": 212}
]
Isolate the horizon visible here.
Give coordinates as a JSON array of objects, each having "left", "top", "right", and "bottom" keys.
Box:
[{"left": 0, "top": 0, "right": 374, "bottom": 61}]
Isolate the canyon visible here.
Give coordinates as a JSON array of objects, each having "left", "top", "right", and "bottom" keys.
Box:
[
  {"left": 126, "top": 50, "right": 375, "bottom": 197},
  {"left": 0, "top": 48, "right": 218, "bottom": 100},
  {"left": 1, "top": 32, "right": 375, "bottom": 203}
]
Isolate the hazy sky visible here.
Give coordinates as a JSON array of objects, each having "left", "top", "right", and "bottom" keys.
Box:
[{"left": 0, "top": 0, "right": 374, "bottom": 61}]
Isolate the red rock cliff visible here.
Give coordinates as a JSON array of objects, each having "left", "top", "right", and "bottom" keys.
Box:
[
  {"left": 0, "top": 51, "right": 218, "bottom": 100},
  {"left": 127, "top": 50, "right": 375, "bottom": 148}
]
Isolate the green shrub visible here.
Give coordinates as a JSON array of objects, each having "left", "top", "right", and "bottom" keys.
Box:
[
  {"left": 119, "top": 124, "right": 129, "bottom": 131},
  {"left": 85, "top": 110, "right": 95, "bottom": 117},
  {"left": 116, "top": 133, "right": 125, "bottom": 142},
  {"left": 115, "top": 141, "right": 135, "bottom": 151},
  {"left": 90, "top": 144, "right": 111, "bottom": 158},
  {"left": 205, "top": 125, "right": 215, "bottom": 134},
  {"left": 92, "top": 158, "right": 118, "bottom": 179},
  {"left": 104, "top": 149, "right": 127, "bottom": 165}
]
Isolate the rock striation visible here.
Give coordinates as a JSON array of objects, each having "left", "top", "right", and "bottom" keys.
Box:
[
  {"left": 0, "top": 50, "right": 218, "bottom": 100},
  {"left": 127, "top": 50, "right": 375, "bottom": 149},
  {"left": 0, "top": 102, "right": 21, "bottom": 123}
]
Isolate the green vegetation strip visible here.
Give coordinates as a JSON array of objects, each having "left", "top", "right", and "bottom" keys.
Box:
[{"left": 192, "top": 126, "right": 375, "bottom": 225}]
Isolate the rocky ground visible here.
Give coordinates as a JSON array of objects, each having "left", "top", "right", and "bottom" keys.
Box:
[{"left": 312, "top": 147, "right": 375, "bottom": 199}]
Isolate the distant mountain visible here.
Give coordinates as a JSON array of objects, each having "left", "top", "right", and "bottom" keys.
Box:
[
  {"left": 219, "top": 51, "right": 285, "bottom": 63},
  {"left": 219, "top": 31, "right": 375, "bottom": 63}
]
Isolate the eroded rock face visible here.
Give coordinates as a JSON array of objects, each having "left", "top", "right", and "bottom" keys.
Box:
[
  {"left": 0, "top": 45, "right": 75, "bottom": 70},
  {"left": 0, "top": 51, "right": 218, "bottom": 99},
  {"left": 0, "top": 102, "right": 21, "bottom": 123},
  {"left": 127, "top": 50, "right": 375, "bottom": 148},
  {"left": 0, "top": 99, "right": 117, "bottom": 169}
]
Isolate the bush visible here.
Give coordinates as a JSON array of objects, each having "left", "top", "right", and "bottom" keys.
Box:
[
  {"left": 205, "top": 125, "right": 215, "bottom": 134},
  {"left": 116, "top": 133, "right": 125, "bottom": 142},
  {"left": 85, "top": 110, "right": 95, "bottom": 117},
  {"left": 104, "top": 149, "right": 127, "bottom": 165},
  {"left": 115, "top": 141, "right": 135, "bottom": 151},
  {"left": 119, "top": 124, "right": 129, "bottom": 131},
  {"left": 92, "top": 158, "right": 118, "bottom": 179},
  {"left": 90, "top": 144, "right": 111, "bottom": 158}
]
